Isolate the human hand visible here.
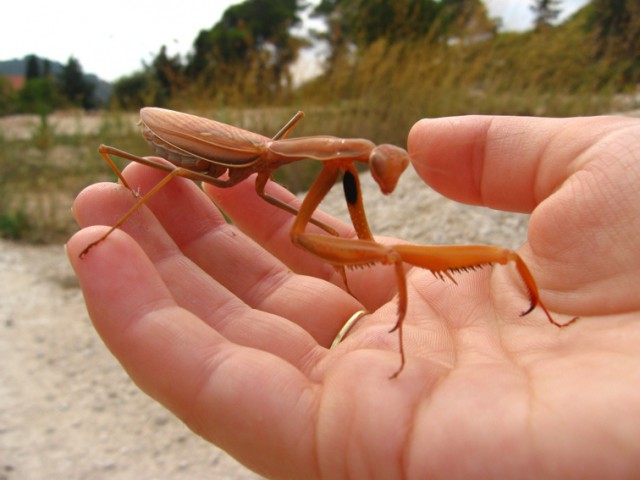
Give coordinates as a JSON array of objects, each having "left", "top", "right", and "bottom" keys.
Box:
[{"left": 67, "top": 115, "right": 640, "bottom": 478}]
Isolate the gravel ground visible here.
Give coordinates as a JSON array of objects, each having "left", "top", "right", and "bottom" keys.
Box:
[{"left": 0, "top": 240, "right": 261, "bottom": 480}]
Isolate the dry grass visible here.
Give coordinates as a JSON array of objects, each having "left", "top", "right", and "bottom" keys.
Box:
[{"left": 0, "top": 112, "right": 140, "bottom": 242}]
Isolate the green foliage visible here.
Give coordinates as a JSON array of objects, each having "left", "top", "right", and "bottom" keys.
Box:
[
  {"left": 311, "top": 0, "right": 496, "bottom": 94},
  {"left": 312, "top": 0, "right": 494, "bottom": 47},
  {"left": 0, "top": 210, "right": 31, "bottom": 240},
  {"left": 19, "top": 77, "right": 59, "bottom": 115},
  {"left": 151, "top": 46, "right": 183, "bottom": 106},
  {"left": 587, "top": 0, "right": 640, "bottom": 84},
  {"left": 1, "top": 55, "right": 97, "bottom": 114},
  {"left": 0, "top": 110, "right": 138, "bottom": 243},
  {"left": 297, "top": 0, "right": 637, "bottom": 123},
  {"left": 111, "top": 46, "right": 184, "bottom": 110},
  {"left": 113, "top": 0, "right": 306, "bottom": 108},
  {"left": 530, "top": 0, "right": 562, "bottom": 29},
  {"left": 313, "top": 0, "right": 441, "bottom": 46},
  {"left": 192, "top": 0, "right": 304, "bottom": 102},
  {"left": 107, "top": 0, "right": 639, "bottom": 110},
  {"left": 111, "top": 71, "right": 155, "bottom": 110}
]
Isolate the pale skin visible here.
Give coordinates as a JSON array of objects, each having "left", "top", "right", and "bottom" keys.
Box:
[{"left": 67, "top": 115, "right": 640, "bottom": 479}]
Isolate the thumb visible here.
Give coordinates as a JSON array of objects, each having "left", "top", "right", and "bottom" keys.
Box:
[{"left": 407, "top": 115, "right": 594, "bottom": 213}]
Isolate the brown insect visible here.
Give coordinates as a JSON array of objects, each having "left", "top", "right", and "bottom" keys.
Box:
[{"left": 82, "top": 108, "right": 576, "bottom": 377}]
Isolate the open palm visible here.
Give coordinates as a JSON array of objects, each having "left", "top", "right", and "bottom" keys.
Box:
[{"left": 68, "top": 115, "right": 640, "bottom": 478}]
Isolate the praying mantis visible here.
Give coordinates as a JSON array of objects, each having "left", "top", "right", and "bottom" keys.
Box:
[{"left": 81, "top": 107, "right": 576, "bottom": 378}]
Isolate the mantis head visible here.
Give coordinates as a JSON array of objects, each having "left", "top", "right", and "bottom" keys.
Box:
[{"left": 369, "top": 144, "right": 411, "bottom": 195}]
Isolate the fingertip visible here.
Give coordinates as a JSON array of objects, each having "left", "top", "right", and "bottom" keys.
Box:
[
  {"left": 408, "top": 116, "right": 488, "bottom": 205},
  {"left": 73, "top": 181, "right": 130, "bottom": 228},
  {"left": 407, "top": 117, "right": 448, "bottom": 155},
  {"left": 407, "top": 117, "right": 430, "bottom": 148},
  {"left": 67, "top": 226, "right": 135, "bottom": 282},
  {"left": 407, "top": 117, "right": 445, "bottom": 190},
  {"left": 406, "top": 115, "right": 575, "bottom": 212},
  {"left": 67, "top": 226, "right": 175, "bottom": 328},
  {"left": 407, "top": 117, "right": 438, "bottom": 161},
  {"left": 71, "top": 183, "right": 98, "bottom": 226}
]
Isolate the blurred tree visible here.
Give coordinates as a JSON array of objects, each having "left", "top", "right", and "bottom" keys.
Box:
[
  {"left": 19, "top": 77, "right": 58, "bottom": 115},
  {"left": 312, "top": 0, "right": 495, "bottom": 77},
  {"left": 185, "top": 0, "right": 305, "bottom": 101},
  {"left": 58, "top": 57, "right": 96, "bottom": 109},
  {"left": 151, "top": 46, "right": 184, "bottom": 105},
  {"left": 531, "top": 0, "right": 563, "bottom": 30},
  {"left": 42, "top": 59, "right": 52, "bottom": 76},
  {"left": 311, "top": 0, "right": 443, "bottom": 83},
  {"left": 25, "top": 54, "right": 41, "bottom": 80},
  {"left": 186, "top": 29, "right": 216, "bottom": 80},
  {"left": 112, "top": 71, "right": 154, "bottom": 110},
  {"left": 312, "top": 0, "right": 441, "bottom": 48},
  {"left": 19, "top": 55, "right": 59, "bottom": 114},
  {"left": 110, "top": 0, "right": 305, "bottom": 106}
]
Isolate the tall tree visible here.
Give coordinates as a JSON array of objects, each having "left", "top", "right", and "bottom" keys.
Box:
[
  {"left": 312, "top": 0, "right": 495, "bottom": 76},
  {"left": 311, "top": 0, "right": 443, "bottom": 81},
  {"left": 42, "top": 59, "right": 51, "bottom": 76},
  {"left": 313, "top": 0, "right": 494, "bottom": 48},
  {"left": 313, "top": 0, "right": 442, "bottom": 48},
  {"left": 186, "top": 0, "right": 304, "bottom": 98},
  {"left": 25, "top": 54, "right": 41, "bottom": 80},
  {"left": 21, "top": 55, "right": 57, "bottom": 114},
  {"left": 112, "top": 71, "right": 154, "bottom": 110},
  {"left": 58, "top": 57, "right": 95, "bottom": 109},
  {"left": 151, "top": 46, "right": 183, "bottom": 105},
  {"left": 531, "top": 0, "right": 562, "bottom": 29}
]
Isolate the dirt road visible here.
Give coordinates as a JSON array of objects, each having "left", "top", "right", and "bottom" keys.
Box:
[{"left": 0, "top": 239, "right": 260, "bottom": 479}]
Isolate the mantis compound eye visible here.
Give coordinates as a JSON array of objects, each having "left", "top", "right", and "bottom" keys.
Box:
[{"left": 369, "top": 144, "right": 410, "bottom": 194}]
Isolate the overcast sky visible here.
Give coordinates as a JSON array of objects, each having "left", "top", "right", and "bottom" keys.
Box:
[{"left": 1, "top": 0, "right": 590, "bottom": 82}]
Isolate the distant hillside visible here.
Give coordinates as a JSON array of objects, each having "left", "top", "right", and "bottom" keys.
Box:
[
  {"left": 0, "top": 56, "right": 112, "bottom": 106},
  {"left": 0, "top": 58, "right": 34, "bottom": 76}
]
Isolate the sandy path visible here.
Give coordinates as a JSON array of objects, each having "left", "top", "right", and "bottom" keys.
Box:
[{"left": 0, "top": 240, "right": 260, "bottom": 479}]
